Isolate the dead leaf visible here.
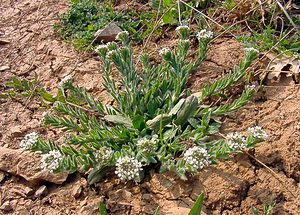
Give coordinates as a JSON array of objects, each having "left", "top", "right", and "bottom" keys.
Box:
[{"left": 265, "top": 54, "right": 300, "bottom": 83}]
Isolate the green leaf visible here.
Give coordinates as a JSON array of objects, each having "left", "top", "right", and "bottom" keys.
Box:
[
  {"left": 98, "top": 202, "right": 109, "bottom": 215},
  {"left": 87, "top": 166, "right": 108, "bottom": 184},
  {"left": 39, "top": 89, "right": 56, "bottom": 102},
  {"left": 175, "top": 96, "right": 199, "bottom": 126},
  {"left": 133, "top": 115, "right": 146, "bottom": 130},
  {"left": 104, "top": 115, "right": 133, "bottom": 128},
  {"left": 188, "top": 193, "right": 205, "bottom": 215},
  {"left": 252, "top": 207, "right": 259, "bottom": 215},
  {"left": 153, "top": 206, "right": 159, "bottom": 215},
  {"left": 169, "top": 98, "right": 185, "bottom": 115},
  {"left": 146, "top": 114, "right": 172, "bottom": 130}
]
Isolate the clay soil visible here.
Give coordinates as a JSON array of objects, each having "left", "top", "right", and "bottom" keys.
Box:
[{"left": 0, "top": 0, "right": 300, "bottom": 214}]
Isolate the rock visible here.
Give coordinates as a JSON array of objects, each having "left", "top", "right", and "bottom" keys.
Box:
[
  {"left": 0, "top": 147, "right": 68, "bottom": 184},
  {"left": 0, "top": 201, "right": 13, "bottom": 212},
  {"left": 0, "top": 65, "right": 10, "bottom": 72},
  {"left": 94, "top": 23, "right": 122, "bottom": 43},
  {"left": 72, "top": 184, "right": 83, "bottom": 198},
  {"left": 24, "top": 187, "right": 34, "bottom": 196},
  {"left": 35, "top": 185, "right": 48, "bottom": 197}
]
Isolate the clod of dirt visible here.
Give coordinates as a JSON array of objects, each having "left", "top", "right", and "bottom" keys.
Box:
[
  {"left": 35, "top": 185, "right": 48, "bottom": 198},
  {"left": 0, "top": 201, "right": 13, "bottom": 212},
  {"left": 8, "top": 126, "right": 24, "bottom": 138},
  {"left": 0, "top": 65, "right": 10, "bottom": 72},
  {"left": 0, "top": 147, "right": 68, "bottom": 184},
  {"left": 94, "top": 22, "right": 123, "bottom": 43}
]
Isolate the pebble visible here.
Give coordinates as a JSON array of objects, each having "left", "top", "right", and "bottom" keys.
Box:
[
  {"left": 35, "top": 185, "right": 48, "bottom": 198},
  {"left": 94, "top": 22, "right": 122, "bottom": 43},
  {"left": 72, "top": 184, "right": 83, "bottom": 198},
  {"left": 24, "top": 187, "right": 34, "bottom": 196}
]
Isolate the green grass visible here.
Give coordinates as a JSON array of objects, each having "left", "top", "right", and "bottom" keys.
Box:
[{"left": 237, "top": 26, "right": 300, "bottom": 58}]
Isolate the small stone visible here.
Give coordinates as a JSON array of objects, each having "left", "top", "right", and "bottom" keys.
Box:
[
  {"left": 24, "top": 187, "right": 34, "bottom": 196},
  {"left": 0, "top": 65, "right": 10, "bottom": 72},
  {"left": 94, "top": 23, "right": 122, "bottom": 43},
  {"left": 72, "top": 184, "right": 83, "bottom": 199},
  {"left": 0, "top": 201, "right": 12, "bottom": 212},
  {"left": 35, "top": 185, "right": 48, "bottom": 198}
]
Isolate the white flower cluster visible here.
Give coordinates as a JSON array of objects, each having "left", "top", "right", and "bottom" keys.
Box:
[
  {"left": 58, "top": 74, "right": 72, "bottom": 88},
  {"left": 115, "top": 156, "right": 143, "bottom": 181},
  {"left": 95, "top": 146, "right": 113, "bottom": 163},
  {"left": 176, "top": 25, "right": 190, "bottom": 32},
  {"left": 183, "top": 146, "right": 210, "bottom": 171},
  {"left": 245, "top": 85, "right": 256, "bottom": 91},
  {"left": 20, "top": 132, "right": 39, "bottom": 150},
  {"left": 95, "top": 44, "right": 108, "bottom": 52},
  {"left": 159, "top": 47, "right": 171, "bottom": 56},
  {"left": 116, "top": 31, "right": 129, "bottom": 41},
  {"left": 248, "top": 126, "right": 268, "bottom": 140},
  {"left": 107, "top": 50, "right": 117, "bottom": 58},
  {"left": 244, "top": 47, "right": 259, "bottom": 54},
  {"left": 226, "top": 132, "right": 247, "bottom": 150},
  {"left": 137, "top": 135, "right": 158, "bottom": 153},
  {"left": 196, "top": 29, "right": 213, "bottom": 40},
  {"left": 41, "top": 150, "right": 63, "bottom": 172}
]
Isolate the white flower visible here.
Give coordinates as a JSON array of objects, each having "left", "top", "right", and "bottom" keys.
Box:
[
  {"left": 176, "top": 25, "right": 190, "bottom": 32},
  {"left": 53, "top": 101, "right": 60, "bottom": 108},
  {"left": 196, "top": 29, "right": 213, "bottom": 40},
  {"left": 40, "top": 111, "right": 49, "bottom": 125},
  {"left": 183, "top": 146, "right": 210, "bottom": 171},
  {"left": 137, "top": 135, "right": 158, "bottom": 153},
  {"left": 95, "top": 147, "right": 113, "bottom": 163},
  {"left": 245, "top": 47, "right": 259, "bottom": 54},
  {"left": 159, "top": 47, "right": 171, "bottom": 56},
  {"left": 226, "top": 132, "right": 247, "bottom": 150},
  {"left": 116, "top": 31, "right": 129, "bottom": 41},
  {"left": 95, "top": 44, "right": 108, "bottom": 52},
  {"left": 248, "top": 126, "right": 268, "bottom": 140},
  {"left": 115, "top": 156, "right": 143, "bottom": 181},
  {"left": 40, "top": 150, "right": 63, "bottom": 172},
  {"left": 20, "top": 132, "right": 39, "bottom": 150},
  {"left": 245, "top": 85, "right": 256, "bottom": 91},
  {"left": 107, "top": 50, "right": 116, "bottom": 58},
  {"left": 58, "top": 74, "right": 72, "bottom": 88}
]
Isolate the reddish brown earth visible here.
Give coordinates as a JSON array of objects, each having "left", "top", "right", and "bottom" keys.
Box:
[{"left": 0, "top": 0, "right": 300, "bottom": 214}]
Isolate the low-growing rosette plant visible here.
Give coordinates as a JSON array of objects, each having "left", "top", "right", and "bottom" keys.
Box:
[{"left": 18, "top": 26, "right": 267, "bottom": 183}]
